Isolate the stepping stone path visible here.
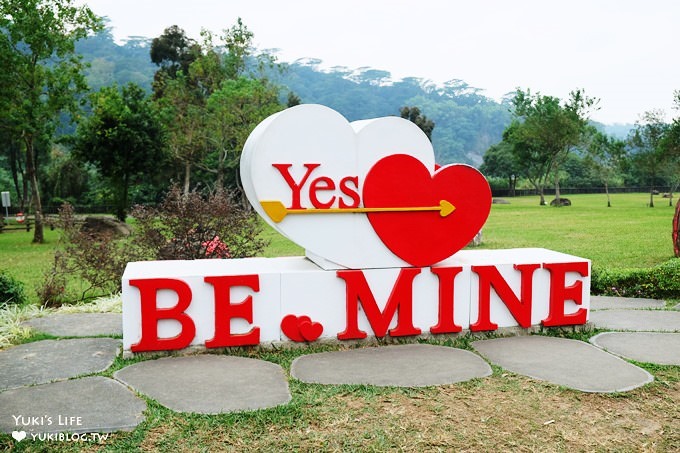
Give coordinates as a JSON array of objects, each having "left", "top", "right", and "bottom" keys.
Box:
[
  {"left": 114, "top": 355, "right": 291, "bottom": 414},
  {"left": 472, "top": 336, "right": 653, "bottom": 393},
  {"left": 291, "top": 344, "right": 491, "bottom": 387},
  {"left": 589, "top": 309, "right": 680, "bottom": 332},
  {"left": 0, "top": 377, "right": 146, "bottom": 435},
  {"left": 0, "top": 338, "right": 120, "bottom": 391},
  {"left": 3, "top": 296, "right": 680, "bottom": 442},
  {"left": 23, "top": 313, "right": 122, "bottom": 337},
  {"left": 1, "top": 313, "right": 143, "bottom": 436},
  {"left": 590, "top": 332, "right": 680, "bottom": 366},
  {"left": 590, "top": 295, "right": 666, "bottom": 310}
]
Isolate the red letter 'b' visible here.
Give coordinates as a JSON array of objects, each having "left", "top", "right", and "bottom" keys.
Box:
[{"left": 130, "top": 278, "right": 196, "bottom": 352}]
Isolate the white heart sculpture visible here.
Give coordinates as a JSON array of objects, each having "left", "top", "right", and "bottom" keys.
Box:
[{"left": 240, "top": 104, "right": 435, "bottom": 269}]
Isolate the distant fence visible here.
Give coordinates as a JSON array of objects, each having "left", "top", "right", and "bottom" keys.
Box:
[
  {"left": 42, "top": 205, "right": 118, "bottom": 215},
  {"left": 1, "top": 189, "right": 674, "bottom": 215},
  {"left": 491, "top": 187, "right": 672, "bottom": 198},
  {"left": 1, "top": 205, "right": 119, "bottom": 216}
]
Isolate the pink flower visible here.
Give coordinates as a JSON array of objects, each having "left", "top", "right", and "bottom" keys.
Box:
[{"left": 202, "top": 235, "right": 231, "bottom": 259}]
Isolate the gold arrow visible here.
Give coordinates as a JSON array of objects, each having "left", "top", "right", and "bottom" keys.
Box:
[{"left": 261, "top": 199, "right": 456, "bottom": 223}]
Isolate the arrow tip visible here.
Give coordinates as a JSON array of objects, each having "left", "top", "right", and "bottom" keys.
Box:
[
  {"left": 439, "top": 200, "right": 456, "bottom": 217},
  {"left": 261, "top": 200, "right": 287, "bottom": 223}
]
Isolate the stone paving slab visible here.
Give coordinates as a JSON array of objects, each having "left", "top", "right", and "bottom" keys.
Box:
[
  {"left": 0, "top": 376, "right": 146, "bottom": 435},
  {"left": 590, "top": 332, "right": 680, "bottom": 365},
  {"left": 114, "top": 355, "right": 290, "bottom": 414},
  {"left": 23, "top": 313, "right": 122, "bottom": 337},
  {"left": 290, "top": 344, "right": 492, "bottom": 387},
  {"left": 590, "top": 295, "right": 665, "bottom": 311},
  {"left": 589, "top": 309, "right": 680, "bottom": 332},
  {"left": 472, "top": 336, "right": 653, "bottom": 393},
  {"left": 0, "top": 338, "right": 120, "bottom": 391}
]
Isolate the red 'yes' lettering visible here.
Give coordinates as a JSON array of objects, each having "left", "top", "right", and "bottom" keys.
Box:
[{"left": 272, "top": 163, "right": 360, "bottom": 210}]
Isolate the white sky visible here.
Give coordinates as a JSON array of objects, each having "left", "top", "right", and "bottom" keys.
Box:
[{"left": 77, "top": 0, "right": 680, "bottom": 125}]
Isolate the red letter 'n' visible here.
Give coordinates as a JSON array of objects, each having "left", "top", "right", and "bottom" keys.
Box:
[{"left": 471, "top": 264, "right": 539, "bottom": 331}]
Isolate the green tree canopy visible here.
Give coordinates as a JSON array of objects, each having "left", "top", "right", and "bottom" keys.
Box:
[
  {"left": 627, "top": 110, "right": 670, "bottom": 208},
  {"left": 399, "top": 106, "right": 435, "bottom": 142},
  {"left": 583, "top": 127, "right": 626, "bottom": 207},
  {"left": 150, "top": 25, "right": 199, "bottom": 81},
  {"left": 152, "top": 18, "right": 281, "bottom": 194},
  {"left": 203, "top": 77, "right": 283, "bottom": 203},
  {"left": 479, "top": 141, "right": 521, "bottom": 196},
  {"left": 503, "top": 88, "right": 598, "bottom": 205},
  {"left": 0, "top": 0, "right": 102, "bottom": 242},
  {"left": 74, "top": 83, "right": 166, "bottom": 221}
]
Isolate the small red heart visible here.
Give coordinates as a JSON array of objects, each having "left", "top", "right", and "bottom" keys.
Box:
[
  {"left": 280, "top": 314, "right": 304, "bottom": 342},
  {"left": 363, "top": 154, "right": 491, "bottom": 267},
  {"left": 298, "top": 319, "right": 323, "bottom": 342}
]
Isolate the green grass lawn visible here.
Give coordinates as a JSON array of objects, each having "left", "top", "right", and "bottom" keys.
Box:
[
  {"left": 0, "top": 227, "right": 60, "bottom": 301},
  {"left": 0, "top": 193, "right": 676, "bottom": 304},
  {"left": 1, "top": 193, "right": 679, "bottom": 452},
  {"left": 478, "top": 193, "right": 676, "bottom": 269},
  {"left": 259, "top": 192, "right": 676, "bottom": 269}
]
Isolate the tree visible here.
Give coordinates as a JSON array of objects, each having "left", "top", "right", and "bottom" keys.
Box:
[
  {"left": 155, "top": 73, "right": 206, "bottom": 194},
  {"left": 503, "top": 121, "right": 553, "bottom": 204},
  {"left": 505, "top": 88, "right": 597, "bottom": 205},
  {"left": 0, "top": 0, "right": 102, "bottom": 242},
  {"left": 43, "top": 145, "right": 91, "bottom": 205},
  {"left": 203, "top": 77, "right": 282, "bottom": 202},
  {"left": 400, "top": 106, "right": 435, "bottom": 142},
  {"left": 150, "top": 25, "right": 199, "bottom": 90},
  {"left": 74, "top": 83, "right": 166, "bottom": 221},
  {"left": 152, "top": 18, "right": 281, "bottom": 193},
  {"left": 0, "top": 131, "right": 28, "bottom": 211},
  {"left": 583, "top": 127, "right": 626, "bottom": 207},
  {"left": 662, "top": 92, "right": 680, "bottom": 207},
  {"left": 479, "top": 141, "right": 520, "bottom": 196},
  {"left": 287, "top": 92, "right": 302, "bottom": 107},
  {"left": 627, "top": 110, "right": 670, "bottom": 208}
]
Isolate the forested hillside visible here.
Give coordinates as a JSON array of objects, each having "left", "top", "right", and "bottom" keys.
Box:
[
  {"left": 272, "top": 60, "right": 511, "bottom": 165},
  {"left": 76, "top": 30, "right": 511, "bottom": 165},
  {"left": 76, "top": 28, "right": 156, "bottom": 92}
]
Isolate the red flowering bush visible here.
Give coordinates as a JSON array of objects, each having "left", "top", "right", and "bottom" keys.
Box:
[
  {"left": 38, "top": 186, "right": 267, "bottom": 305},
  {"left": 131, "top": 185, "right": 266, "bottom": 260}
]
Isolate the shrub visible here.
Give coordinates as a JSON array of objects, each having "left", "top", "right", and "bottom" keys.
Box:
[
  {"left": 37, "top": 202, "right": 132, "bottom": 306},
  {"left": 38, "top": 186, "right": 267, "bottom": 305},
  {"left": 131, "top": 185, "right": 267, "bottom": 260},
  {"left": 0, "top": 271, "right": 27, "bottom": 307},
  {"left": 591, "top": 258, "right": 680, "bottom": 299}
]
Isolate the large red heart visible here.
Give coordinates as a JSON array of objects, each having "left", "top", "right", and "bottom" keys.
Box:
[{"left": 362, "top": 154, "right": 492, "bottom": 267}]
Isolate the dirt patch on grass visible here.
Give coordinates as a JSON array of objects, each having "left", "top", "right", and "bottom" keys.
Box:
[{"left": 131, "top": 369, "right": 679, "bottom": 452}]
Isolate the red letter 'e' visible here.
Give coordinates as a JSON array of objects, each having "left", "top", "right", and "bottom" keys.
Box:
[
  {"left": 541, "top": 262, "right": 589, "bottom": 327},
  {"left": 204, "top": 275, "right": 260, "bottom": 347}
]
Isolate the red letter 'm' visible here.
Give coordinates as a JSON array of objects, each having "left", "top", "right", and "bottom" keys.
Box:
[{"left": 337, "top": 268, "right": 422, "bottom": 340}]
